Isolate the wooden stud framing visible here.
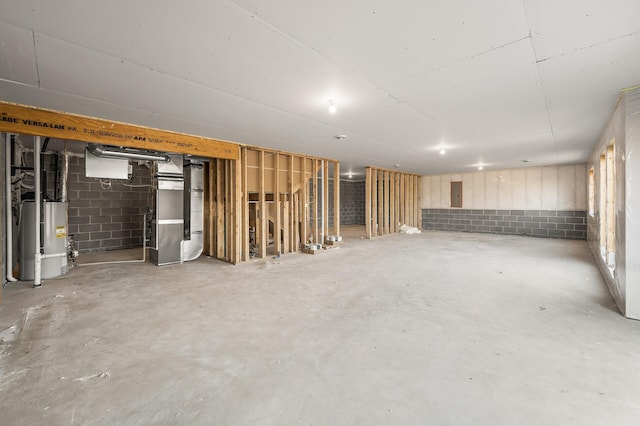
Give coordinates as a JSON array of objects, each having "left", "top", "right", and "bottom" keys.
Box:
[
  {"left": 313, "top": 159, "right": 319, "bottom": 244},
  {"left": 323, "top": 160, "right": 329, "bottom": 239},
  {"left": 605, "top": 144, "right": 616, "bottom": 262},
  {"left": 301, "top": 157, "right": 308, "bottom": 246},
  {"left": 259, "top": 151, "right": 267, "bottom": 259},
  {"left": 288, "top": 155, "right": 295, "bottom": 251},
  {"left": 242, "top": 148, "right": 249, "bottom": 262},
  {"left": 365, "top": 166, "right": 422, "bottom": 239},
  {"left": 390, "top": 172, "right": 396, "bottom": 233},
  {"left": 365, "top": 167, "right": 372, "bottom": 239},
  {"left": 274, "top": 153, "right": 281, "bottom": 255}
]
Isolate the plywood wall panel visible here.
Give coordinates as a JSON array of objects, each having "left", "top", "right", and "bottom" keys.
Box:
[
  {"left": 462, "top": 173, "right": 474, "bottom": 209},
  {"left": 430, "top": 175, "right": 441, "bottom": 208},
  {"left": 542, "top": 167, "right": 559, "bottom": 210},
  {"left": 525, "top": 168, "right": 542, "bottom": 210},
  {"left": 485, "top": 171, "right": 499, "bottom": 208},
  {"left": 558, "top": 165, "right": 577, "bottom": 210},
  {"left": 473, "top": 172, "right": 485, "bottom": 209},
  {"left": 575, "top": 165, "right": 587, "bottom": 210},
  {"left": 511, "top": 169, "right": 527, "bottom": 210},
  {"left": 440, "top": 175, "right": 451, "bottom": 208},
  {"left": 497, "top": 170, "right": 512, "bottom": 210}
]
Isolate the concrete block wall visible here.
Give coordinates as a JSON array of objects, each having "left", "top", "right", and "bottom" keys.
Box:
[
  {"left": 422, "top": 209, "right": 587, "bottom": 239},
  {"left": 422, "top": 164, "right": 588, "bottom": 239},
  {"left": 66, "top": 156, "right": 153, "bottom": 253},
  {"left": 340, "top": 180, "right": 366, "bottom": 225}
]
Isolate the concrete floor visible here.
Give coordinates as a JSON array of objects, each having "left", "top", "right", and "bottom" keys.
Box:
[{"left": 1, "top": 227, "right": 640, "bottom": 425}]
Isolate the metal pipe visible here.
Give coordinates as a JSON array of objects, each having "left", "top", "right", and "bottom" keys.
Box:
[
  {"left": 34, "top": 136, "right": 42, "bottom": 287},
  {"left": 59, "top": 151, "right": 69, "bottom": 202},
  {"left": 88, "top": 144, "right": 170, "bottom": 162},
  {"left": 4, "top": 133, "right": 17, "bottom": 282}
]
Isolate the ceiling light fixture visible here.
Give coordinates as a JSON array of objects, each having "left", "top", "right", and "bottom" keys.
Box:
[
  {"left": 348, "top": 173, "right": 353, "bottom": 179},
  {"left": 439, "top": 149, "right": 446, "bottom": 155},
  {"left": 334, "top": 134, "right": 347, "bottom": 140},
  {"left": 395, "top": 164, "right": 400, "bottom": 168},
  {"left": 478, "top": 166, "right": 484, "bottom": 171},
  {"left": 328, "top": 99, "right": 337, "bottom": 114}
]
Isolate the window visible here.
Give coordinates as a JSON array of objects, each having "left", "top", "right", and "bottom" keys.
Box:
[
  {"left": 588, "top": 168, "right": 595, "bottom": 216},
  {"left": 597, "top": 141, "right": 616, "bottom": 272}
]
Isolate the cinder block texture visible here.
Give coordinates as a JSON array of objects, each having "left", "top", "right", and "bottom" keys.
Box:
[
  {"left": 340, "top": 180, "right": 365, "bottom": 225},
  {"left": 67, "top": 156, "right": 152, "bottom": 252},
  {"left": 422, "top": 209, "right": 587, "bottom": 240}
]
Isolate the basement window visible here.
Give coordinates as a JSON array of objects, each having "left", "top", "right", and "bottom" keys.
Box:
[
  {"left": 588, "top": 168, "right": 595, "bottom": 217},
  {"left": 597, "top": 141, "right": 616, "bottom": 273}
]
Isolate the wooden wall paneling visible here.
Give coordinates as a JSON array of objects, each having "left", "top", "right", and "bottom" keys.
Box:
[
  {"left": 259, "top": 151, "right": 267, "bottom": 259},
  {"left": 333, "top": 161, "right": 340, "bottom": 236},
  {"left": 274, "top": 153, "right": 282, "bottom": 255}
]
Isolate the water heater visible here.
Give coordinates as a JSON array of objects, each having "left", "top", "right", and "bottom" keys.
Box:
[{"left": 19, "top": 201, "right": 68, "bottom": 280}]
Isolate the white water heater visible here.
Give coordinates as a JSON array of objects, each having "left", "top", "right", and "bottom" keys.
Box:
[{"left": 19, "top": 201, "right": 68, "bottom": 280}]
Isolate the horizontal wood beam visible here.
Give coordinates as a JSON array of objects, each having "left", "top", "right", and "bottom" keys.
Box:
[{"left": 0, "top": 101, "right": 239, "bottom": 160}]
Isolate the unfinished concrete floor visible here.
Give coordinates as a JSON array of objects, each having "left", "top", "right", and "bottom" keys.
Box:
[{"left": 1, "top": 227, "right": 640, "bottom": 425}]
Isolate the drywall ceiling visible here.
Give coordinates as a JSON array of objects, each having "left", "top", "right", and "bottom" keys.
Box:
[{"left": 1, "top": 0, "right": 639, "bottom": 176}]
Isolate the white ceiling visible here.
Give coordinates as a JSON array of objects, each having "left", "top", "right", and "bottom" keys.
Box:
[{"left": 1, "top": 0, "right": 639, "bottom": 176}]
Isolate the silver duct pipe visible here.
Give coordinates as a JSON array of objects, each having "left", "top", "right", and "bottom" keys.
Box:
[
  {"left": 34, "top": 136, "right": 42, "bottom": 287},
  {"left": 4, "top": 133, "right": 17, "bottom": 282},
  {"left": 88, "top": 144, "right": 170, "bottom": 162},
  {"left": 58, "top": 151, "right": 69, "bottom": 202}
]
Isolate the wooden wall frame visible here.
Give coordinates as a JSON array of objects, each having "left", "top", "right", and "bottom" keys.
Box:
[
  {"left": 365, "top": 166, "right": 422, "bottom": 239},
  {"left": 204, "top": 146, "right": 339, "bottom": 263}
]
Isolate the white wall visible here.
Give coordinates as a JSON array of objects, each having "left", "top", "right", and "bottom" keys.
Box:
[{"left": 421, "top": 165, "right": 587, "bottom": 211}]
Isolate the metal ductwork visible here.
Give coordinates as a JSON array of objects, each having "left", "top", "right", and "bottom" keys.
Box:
[{"left": 87, "top": 144, "right": 170, "bottom": 162}]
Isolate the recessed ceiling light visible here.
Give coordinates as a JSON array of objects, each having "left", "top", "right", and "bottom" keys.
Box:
[
  {"left": 334, "top": 134, "right": 347, "bottom": 140},
  {"left": 328, "top": 99, "right": 337, "bottom": 114},
  {"left": 348, "top": 173, "right": 353, "bottom": 178},
  {"left": 478, "top": 166, "right": 484, "bottom": 171},
  {"left": 394, "top": 164, "right": 400, "bottom": 168},
  {"left": 521, "top": 160, "right": 530, "bottom": 163},
  {"left": 439, "top": 149, "right": 446, "bottom": 155}
]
